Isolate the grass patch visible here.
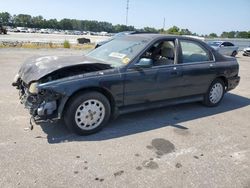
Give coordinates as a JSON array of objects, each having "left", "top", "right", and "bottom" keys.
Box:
[{"left": 63, "top": 40, "right": 70, "bottom": 48}]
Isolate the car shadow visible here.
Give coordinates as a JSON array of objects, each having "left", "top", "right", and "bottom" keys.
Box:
[{"left": 37, "top": 93, "right": 250, "bottom": 144}]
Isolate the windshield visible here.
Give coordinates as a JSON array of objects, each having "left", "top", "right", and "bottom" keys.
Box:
[
  {"left": 86, "top": 37, "right": 150, "bottom": 67},
  {"left": 208, "top": 41, "right": 222, "bottom": 47}
]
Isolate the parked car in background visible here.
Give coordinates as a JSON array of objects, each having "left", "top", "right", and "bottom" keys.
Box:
[
  {"left": 207, "top": 41, "right": 239, "bottom": 57},
  {"left": 243, "top": 46, "right": 250, "bottom": 56},
  {"left": 16, "top": 27, "right": 28, "bottom": 33},
  {"left": 0, "top": 24, "right": 7, "bottom": 34},
  {"left": 12, "top": 34, "right": 240, "bottom": 135},
  {"left": 95, "top": 31, "right": 136, "bottom": 48}
]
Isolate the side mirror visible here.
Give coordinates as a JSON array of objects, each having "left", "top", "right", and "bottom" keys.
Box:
[{"left": 134, "top": 58, "right": 153, "bottom": 69}]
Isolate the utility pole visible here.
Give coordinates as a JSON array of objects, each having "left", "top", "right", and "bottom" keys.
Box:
[
  {"left": 126, "top": 0, "right": 129, "bottom": 26},
  {"left": 163, "top": 17, "right": 165, "bottom": 31}
]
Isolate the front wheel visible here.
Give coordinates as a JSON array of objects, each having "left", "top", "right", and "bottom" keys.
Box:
[
  {"left": 64, "top": 92, "right": 111, "bottom": 135},
  {"left": 203, "top": 79, "right": 225, "bottom": 107}
]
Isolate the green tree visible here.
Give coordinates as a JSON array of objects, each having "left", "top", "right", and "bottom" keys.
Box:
[
  {"left": 0, "top": 12, "right": 11, "bottom": 25},
  {"left": 14, "top": 14, "right": 32, "bottom": 27},
  {"left": 208, "top": 33, "right": 218, "bottom": 38},
  {"left": 236, "top": 31, "right": 248, "bottom": 38},
  {"left": 32, "top": 16, "right": 44, "bottom": 28},
  {"left": 46, "top": 19, "right": 59, "bottom": 29},
  {"left": 113, "top": 24, "right": 135, "bottom": 33},
  {"left": 180, "top": 28, "right": 192, "bottom": 35},
  {"left": 167, "top": 26, "right": 180, "bottom": 35},
  {"left": 59, "top": 19, "right": 73, "bottom": 30},
  {"left": 228, "top": 31, "right": 236, "bottom": 38},
  {"left": 142, "top": 27, "right": 158, "bottom": 33}
]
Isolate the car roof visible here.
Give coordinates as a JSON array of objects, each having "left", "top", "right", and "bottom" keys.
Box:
[
  {"left": 210, "top": 41, "right": 233, "bottom": 43},
  {"left": 121, "top": 33, "right": 204, "bottom": 42}
]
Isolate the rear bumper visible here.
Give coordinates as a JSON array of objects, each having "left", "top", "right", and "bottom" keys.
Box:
[{"left": 227, "top": 76, "right": 240, "bottom": 91}]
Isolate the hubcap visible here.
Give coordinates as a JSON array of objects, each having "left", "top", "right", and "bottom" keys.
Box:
[
  {"left": 209, "top": 83, "right": 224, "bottom": 104},
  {"left": 75, "top": 99, "right": 105, "bottom": 130}
]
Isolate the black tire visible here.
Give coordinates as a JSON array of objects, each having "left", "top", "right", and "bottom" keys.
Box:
[
  {"left": 231, "top": 51, "right": 237, "bottom": 57},
  {"left": 64, "top": 91, "right": 111, "bottom": 135},
  {"left": 203, "top": 78, "right": 225, "bottom": 107}
]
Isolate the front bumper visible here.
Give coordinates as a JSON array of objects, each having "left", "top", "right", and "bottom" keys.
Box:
[{"left": 227, "top": 76, "right": 240, "bottom": 91}]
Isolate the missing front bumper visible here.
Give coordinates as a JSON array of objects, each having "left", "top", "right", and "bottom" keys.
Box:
[{"left": 37, "top": 101, "right": 57, "bottom": 116}]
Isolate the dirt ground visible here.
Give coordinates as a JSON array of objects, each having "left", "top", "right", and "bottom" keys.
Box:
[{"left": 0, "top": 48, "right": 249, "bottom": 188}]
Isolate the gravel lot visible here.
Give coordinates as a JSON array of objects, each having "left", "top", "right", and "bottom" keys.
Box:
[
  {"left": 0, "top": 48, "right": 249, "bottom": 188},
  {"left": 0, "top": 32, "right": 109, "bottom": 44}
]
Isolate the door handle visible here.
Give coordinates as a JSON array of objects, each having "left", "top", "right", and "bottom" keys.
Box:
[
  {"left": 209, "top": 64, "right": 215, "bottom": 69},
  {"left": 171, "top": 67, "right": 182, "bottom": 76}
]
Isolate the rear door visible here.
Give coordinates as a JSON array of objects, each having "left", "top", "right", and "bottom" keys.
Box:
[{"left": 177, "top": 39, "right": 216, "bottom": 96}]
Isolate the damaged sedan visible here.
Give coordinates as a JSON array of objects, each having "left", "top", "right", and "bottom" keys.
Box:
[{"left": 12, "top": 34, "right": 240, "bottom": 135}]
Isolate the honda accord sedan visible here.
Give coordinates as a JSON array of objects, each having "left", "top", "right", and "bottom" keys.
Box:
[{"left": 12, "top": 34, "right": 240, "bottom": 135}]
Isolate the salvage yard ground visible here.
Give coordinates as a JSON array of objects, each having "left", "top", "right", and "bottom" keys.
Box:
[
  {"left": 0, "top": 32, "right": 110, "bottom": 44},
  {"left": 0, "top": 48, "right": 249, "bottom": 188}
]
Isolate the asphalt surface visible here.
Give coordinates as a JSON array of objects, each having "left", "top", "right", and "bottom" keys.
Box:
[{"left": 0, "top": 48, "right": 249, "bottom": 188}]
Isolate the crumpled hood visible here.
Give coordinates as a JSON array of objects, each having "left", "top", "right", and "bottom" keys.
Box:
[{"left": 18, "top": 55, "right": 103, "bottom": 84}]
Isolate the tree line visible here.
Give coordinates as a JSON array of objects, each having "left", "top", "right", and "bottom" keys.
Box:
[
  {"left": 0, "top": 12, "right": 250, "bottom": 38},
  {"left": 0, "top": 12, "right": 135, "bottom": 33}
]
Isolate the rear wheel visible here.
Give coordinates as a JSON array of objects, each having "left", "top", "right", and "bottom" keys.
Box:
[
  {"left": 64, "top": 92, "right": 111, "bottom": 135},
  {"left": 203, "top": 79, "right": 225, "bottom": 107},
  {"left": 231, "top": 51, "right": 237, "bottom": 57}
]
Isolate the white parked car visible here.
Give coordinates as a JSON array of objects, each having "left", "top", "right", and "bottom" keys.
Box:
[
  {"left": 243, "top": 46, "right": 250, "bottom": 56},
  {"left": 208, "top": 41, "right": 239, "bottom": 57}
]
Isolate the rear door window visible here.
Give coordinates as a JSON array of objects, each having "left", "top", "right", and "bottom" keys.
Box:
[
  {"left": 180, "top": 40, "right": 212, "bottom": 63},
  {"left": 223, "top": 42, "right": 234, "bottom": 46}
]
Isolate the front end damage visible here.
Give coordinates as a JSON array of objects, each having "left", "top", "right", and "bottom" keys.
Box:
[
  {"left": 12, "top": 55, "right": 114, "bottom": 129},
  {"left": 12, "top": 77, "right": 63, "bottom": 126}
]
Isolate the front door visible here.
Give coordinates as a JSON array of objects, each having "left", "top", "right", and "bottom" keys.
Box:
[{"left": 123, "top": 39, "right": 184, "bottom": 106}]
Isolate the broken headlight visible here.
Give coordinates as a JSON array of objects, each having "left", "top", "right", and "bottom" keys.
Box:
[
  {"left": 29, "top": 82, "right": 39, "bottom": 94},
  {"left": 13, "top": 74, "right": 20, "bottom": 83}
]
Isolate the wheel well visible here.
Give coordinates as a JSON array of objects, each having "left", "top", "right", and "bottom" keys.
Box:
[
  {"left": 217, "top": 76, "right": 228, "bottom": 89},
  {"left": 62, "top": 87, "right": 116, "bottom": 117},
  {"left": 231, "top": 50, "right": 237, "bottom": 56}
]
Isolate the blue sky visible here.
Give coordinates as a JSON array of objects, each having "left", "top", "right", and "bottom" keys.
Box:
[{"left": 0, "top": 0, "right": 249, "bottom": 35}]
